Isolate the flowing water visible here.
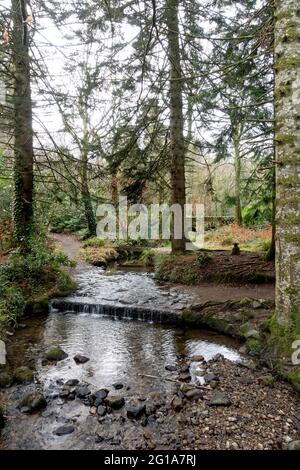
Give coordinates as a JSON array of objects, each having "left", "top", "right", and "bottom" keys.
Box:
[
  {"left": 44, "top": 266, "right": 242, "bottom": 392},
  {"left": 1, "top": 267, "right": 244, "bottom": 450}
]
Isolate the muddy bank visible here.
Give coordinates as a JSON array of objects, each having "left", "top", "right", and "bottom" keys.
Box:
[{"left": 155, "top": 251, "right": 275, "bottom": 285}]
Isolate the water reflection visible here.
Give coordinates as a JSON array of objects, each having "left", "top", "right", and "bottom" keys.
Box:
[{"left": 40, "top": 312, "right": 241, "bottom": 395}]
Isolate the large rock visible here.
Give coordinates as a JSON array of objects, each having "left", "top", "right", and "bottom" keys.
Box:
[
  {"left": 45, "top": 347, "right": 68, "bottom": 362},
  {"left": 204, "top": 372, "right": 219, "bottom": 384},
  {"left": 76, "top": 386, "right": 91, "bottom": 398},
  {"left": 19, "top": 391, "right": 47, "bottom": 413},
  {"left": 190, "top": 355, "right": 204, "bottom": 362},
  {"left": 14, "top": 366, "right": 34, "bottom": 384},
  {"left": 244, "top": 329, "right": 260, "bottom": 340},
  {"left": 113, "top": 383, "right": 124, "bottom": 390},
  {"left": 0, "top": 371, "right": 13, "bottom": 388},
  {"left": 73, "top": 355, "right": 90, "bottom": 365},
  {"left": 97, "top": 405, "right": 107, "bottom": 417},
  {"left": 178, "top": 372, "right": 191, "bottom": 382},
  {"left": 104, "top": 396, "right": 125, "bottom": 410},
  {"left": 180, "top": 383, "right": 194, "bottom": 394},
  {"left": 92, "top": 389, "right": 109, "bottom": 405},
  {"left": 54, "top": 425, "right": 75, "bottom": 436},
  {"left": 65, "top": 379, "right": 79, "bottom": 387},
  {"left": 185, "top": 388, "right": 203, "bottom": 400},
  {"left": 126, "top": 404, "right": 146, "bottom": 419},
  {"left": 208, "top": 391, "right": 231, "bottom": 407}
]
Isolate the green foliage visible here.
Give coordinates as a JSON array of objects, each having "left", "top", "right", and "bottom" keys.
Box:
[
  {"left": 79, "top": 246, "right": 118, "bottom": 266},
  {"left": 260, "top": 238, "right": 272, "bottom": 252},
  {"left": 83, "top": 237, "right": 105, "bottom": 248},
  {"left": 246, "top": 338, "right": 262, "bottom": 356},
  {"left": 0, "top": 236, "right": 74, "bottom": 335},
  {"left": 242, "top": 201, "right": 272, "bottom": 228},
  {"left": 139, "top": 249, "right": 156, "bottom": 267},
  {"left": 267, "top": 314, "right": 300, "bottom": 359},
  {"left": 49, "top": 204, "right": 86, "bottom": 234},
  {"left": 288, "top": 369, "right": 300, "bottom": 392},
  {"left": 193, "top": 251, "right": 212, "bottom": 268}
]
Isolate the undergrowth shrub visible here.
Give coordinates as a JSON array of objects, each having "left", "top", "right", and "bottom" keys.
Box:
[
  {"left": 83, "top": 237, "right": 105, "bottom": 248},
  {"left": 0, "top": 237, "right": 74, "bottom": 335}
]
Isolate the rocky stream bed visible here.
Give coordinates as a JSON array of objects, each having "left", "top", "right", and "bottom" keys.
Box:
[{"left": 0, "top": 235, "right": 299, "bottom": 450}]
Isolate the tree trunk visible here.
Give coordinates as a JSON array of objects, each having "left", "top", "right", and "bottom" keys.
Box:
[
  {"left": 233, "top": 133, "right": 242, "bottom": 225},
  {"left": 274, "top": 0, "right": 300, "bottom": 324},
  {"left": 80, "top": 99, "right": 97, "bottom": 238},
  {"left": 266, "top": 164, "right": 276, "bottom": 261},
  {"left": 81, "top": 149, "right": 97, "bottom": 237},
  {"left": 110, "top": 171, "right": 119, "bottom": 207},
  {"left": 166, "top": 0, "right": 186, "bottom": 253},
  {"left": 12, "top": 0, "right": 34, "bottom": 247}
]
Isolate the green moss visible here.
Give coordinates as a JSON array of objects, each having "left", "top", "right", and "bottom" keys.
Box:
[
  {"left": 139, "top": 249, "right": 156, "bottom": 267},
  {"left": 285, "top": 28, "right": 300, "bottom": 41},
  {"left": 0, "top": 371, "right": 13, "bottom": 389},
  {"left": 284, "top": 233, "right": 300, "bottom": 246},
  {"left": 275, "top": 8, "right": 294, "bottom": 21},
  {"left": 45, "top": 346, "right": 68, "bottom": 362},
  {"left": 83, "top": 237, "right": 105, "bottom": 248},
  {"left": 288, "top": 368, "right": 300, "bottom": 391},
  {"left": 14, "top": 366, "right": 34, "bottom": 384},
  {"left": 277, "top": 154, "right": 298, "bottom": 165},
  {"left": 275, "top": 84, "right": 292, "bottom": 99},
  {"left": 276, "top": 56, "right": 300, "bottom": 72},
  {"left": 282, "top": 213, "right": 300, "bottom": 227},
  {"left": 239, "top": 322, "right": 251, "bottom": 337},
  {"left": 267, "top": 314, "right": 297, "bottom": 358},
  {"left": 239, "top": 298, "right": 252, "bottom": 306},
  {"left": 182, "top": 308, "right": 235, "bottom": 336},
  {"left": 246, "top": 338, "right": 262, "bottom": 356},
  {"left": 277, "top": 176, "right": 300, "bottom": 187}
]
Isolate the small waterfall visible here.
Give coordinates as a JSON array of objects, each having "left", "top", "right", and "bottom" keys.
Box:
[{"left": 50, "top": 299, "right": 182, "bottom": 326}]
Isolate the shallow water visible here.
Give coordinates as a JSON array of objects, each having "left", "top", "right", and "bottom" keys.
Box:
[
  {"left": 40, "top": 311, "right": 241, "bottom": 393},
  {"left": 1, "top": 268, "right": 244, "bottom": 450},
  {"left": 41, "top": 267, "right": 243, "bottom": 392},
  {"left": 62, "top": 266, "right": 191, "bottom": 311}
]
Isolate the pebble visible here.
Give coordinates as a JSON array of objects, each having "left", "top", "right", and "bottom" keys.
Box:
[{"left": 54, "top": 425, "right": 75, "bottom": 436}]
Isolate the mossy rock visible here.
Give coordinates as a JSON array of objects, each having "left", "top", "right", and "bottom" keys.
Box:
[
  {"left": 0, "top": 371, "right": 13, "bottom": 389},
  {"left": 258, "top": 374, "right": 275, "bottom": 387},
  {"left": 246, "top": 338, "right": 262, "bottom": 356},
  {"left": 182, "top": 309, "right": 236, "bottom": 336},
  {"left": 14, "top": 366, "right": 34, "bottom": 384},
  {"left": 45, "top": 346, "right": 68, "bottom": 362},
  {"left": 239, "top": 298, "right": 253, "bottom": 306},
  {"left": 182, "top": 308, "right": 204, "bottom": 327},
  {"left": 18, "top": 391, "right": 47, "bottom": 414}
]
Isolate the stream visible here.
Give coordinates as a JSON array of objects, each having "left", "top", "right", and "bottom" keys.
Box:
[{"left": 1, "top": 266, "right": 245, "bottom": 449}]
